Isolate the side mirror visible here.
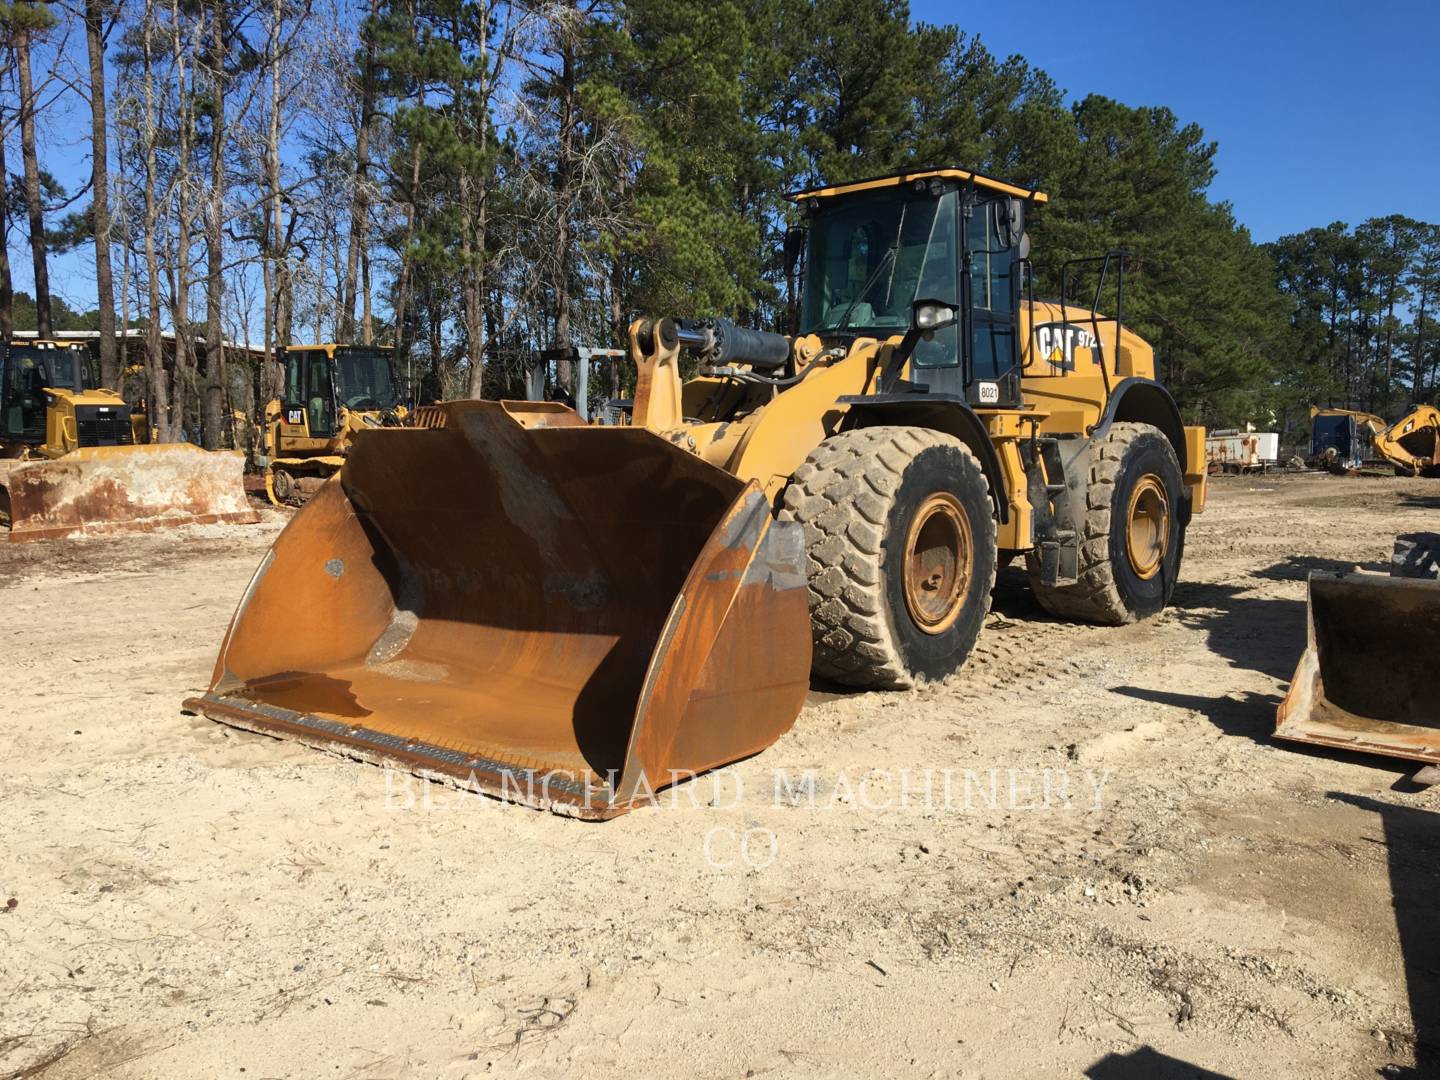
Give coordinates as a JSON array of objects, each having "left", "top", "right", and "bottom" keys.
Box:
[
  {"left": 911, "top": 298, "right": 958, "bottom": 339},
  {"left": 783, "top": 225, "right": 807, "bottom": 277},
  {"left": 996, "top": 198, "right": 1024, "bottom": 249}
]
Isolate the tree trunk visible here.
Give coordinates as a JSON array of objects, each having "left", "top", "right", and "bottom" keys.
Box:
[
  {"left": 551, "top": 3, "right": 577, "bottom": 396},
  {"left": 202, "top": 0, "right": 227, "bottom": 449},
  {"left": 169, "top": 0, "right": 196, "bottom": 441},
  {"left": 85, "top": 0, "right": 118, "bottom": 387},
  {"left": 15, "top": 30, "right": 50, "bottom": 340},
  {"left": 0, "top": 104, "right": 12, "bottom": 342},
  {"left": 259, "top": 0, "right": 280, "bottom": 407},
  {"left": 140, "top": 0, "right": 171, "bottom": 441},
  {"left": 461, "top": 174, "right": 485, "bottom": 398},
  {"left": 339, "top": 0, "right": 379, "bottom": 343}
]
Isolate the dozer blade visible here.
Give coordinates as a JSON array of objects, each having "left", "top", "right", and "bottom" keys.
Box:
[
  {"left": 1276, "top": 572, "right": 1440, "bottom": 764},
  {"left": 185, "top": 400, "right": 811, "bottom": 819},
  {"left": 1, "top": 443, "right": 259, "bottom": 542}
]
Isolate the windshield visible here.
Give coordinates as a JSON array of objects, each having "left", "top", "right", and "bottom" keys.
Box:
[
  {"left": 9, "top": 346, "right": 98, "bottom": 391},
  {"left": 799, "top": 189, "right": 957, "bottom": 334},
  {"left": 333, "top": 348, "right": 398, "bottom": 410}
]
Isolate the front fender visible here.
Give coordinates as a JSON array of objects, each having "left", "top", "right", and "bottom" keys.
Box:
[{"left": 837, "top": 394, "right": 1009, "bottom": 524}]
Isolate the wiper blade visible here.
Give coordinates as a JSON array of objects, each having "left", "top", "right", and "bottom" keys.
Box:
[{"left": 835, "top": 244, "right": 897, "bottom": 333}]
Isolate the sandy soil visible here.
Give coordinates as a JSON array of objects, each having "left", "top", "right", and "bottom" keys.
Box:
[{"left": 3, "top": 473, "right": 1438, "bottom": 1079}]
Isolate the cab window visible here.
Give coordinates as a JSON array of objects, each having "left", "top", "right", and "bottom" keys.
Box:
[
  {"left": 284, "top": 351, "right": 305, "bottom": 404},
  {"left": 966, "top": 199, "right": 1019, "bottom": 383},
  {"left": 909, "top": 191, "right": 960, "bottom": 368},
  {"left": 306, "top": 353, "right": 332, "bottom": 434},
  {"left": 1, "top": 352, "right": 47, "bottom": 439}
]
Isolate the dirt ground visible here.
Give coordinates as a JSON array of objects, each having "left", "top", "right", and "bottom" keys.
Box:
[{"left": 3, "top": 471, "right": 1439, "bottom": 1079}]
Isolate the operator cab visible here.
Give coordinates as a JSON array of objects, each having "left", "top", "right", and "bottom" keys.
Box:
[
  {"left": 792, "top": 168, "right": 1043, "bottom": 409},
  {"left": 281, "top": 344, "right": 401, "bottom": 437},
  {"left": 0, "top": 342, "right": 101, "bottom": 444}
]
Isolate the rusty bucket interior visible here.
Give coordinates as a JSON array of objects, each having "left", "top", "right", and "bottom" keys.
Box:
[
  {"left": 1, "top": 443, "right": 258, "bottom": 542},
  {"left": 188, "top": 400, "right": 811, "bottom": 817},
  {"left": 1276, "top": 572, "right": 1440, "bottom": 764}
]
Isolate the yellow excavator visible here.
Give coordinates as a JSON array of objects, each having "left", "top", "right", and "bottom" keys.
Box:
[
  {"left": 188, "top": 166, "right": 1207, "bottom": 817},
  {"left": 1309, "top": 403, "right": 1440, "bottom": 476},
  {"left": 259, "top": 343, "right": 409, "bottom": 505},
  {"left": 1374, "top": 404, "right": 1440, "bottom": 477},
  {"left": 0, "top": 340, "right": 255, "bottom": 541}
]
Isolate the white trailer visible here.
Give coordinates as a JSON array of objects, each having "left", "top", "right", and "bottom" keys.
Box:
[{"left": 1206, "top": 430, "right": 1280, "bottom": 474}]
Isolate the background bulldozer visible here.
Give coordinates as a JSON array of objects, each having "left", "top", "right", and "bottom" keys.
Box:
[
  {"left": 260, "top": 343, "right": 409, "bottom": 505},
  {"left": 190, "top": 167, "right": 1207, "bottom": 817},
  {"left": 0, "top": 340, "right": 256, "bottom": 541}
]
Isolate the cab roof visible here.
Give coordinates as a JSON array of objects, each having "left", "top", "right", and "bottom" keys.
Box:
[
  {"left": 285, "top": 343, "right": 395, "bottom": 352},
  {"left": 790, "top": 167, "right": 1048, "bottom": 205}
]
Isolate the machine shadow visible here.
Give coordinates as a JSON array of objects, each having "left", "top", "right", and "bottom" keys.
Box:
[
  {"left": 1084, "top": 1046, "right": 1236, "bottom": 1080},
  {"left": 1328, "top": 793, "right": 1440, "bottom": 1077},
  {"left": 1166, "top": 578, "right": 1305, "bottom": 681},
  {"left": 1248, "top": 554, "right": 1389, "bottom": 581}
]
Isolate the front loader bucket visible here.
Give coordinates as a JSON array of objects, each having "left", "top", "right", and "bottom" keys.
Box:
[
  {"left": 1276, "top": 572, "right": 1440, "bottom": 763},
  {"left": 185, "top": 400, "right": 811, "bottom": 818},
  {"left": 1, "top": 443, "right": 259, "bottom": 542}
]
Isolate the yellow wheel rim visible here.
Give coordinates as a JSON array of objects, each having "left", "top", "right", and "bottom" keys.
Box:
[
  {"left": 1125, "top": 473, "right": 1170, "bottom": 580},
  {"left": 903, "top": 492, "right": 973, "bottom": 635}
]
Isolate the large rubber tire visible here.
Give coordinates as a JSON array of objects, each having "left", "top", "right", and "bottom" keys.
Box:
[
  {"left": 780, "top": 426, "right": 998, "bottom": 689},
  {"left": 1027, "top": 421, "right": 1184, "bottom": 625}
]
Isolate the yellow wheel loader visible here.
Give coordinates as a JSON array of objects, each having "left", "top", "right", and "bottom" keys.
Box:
[
  {"left": 0, "top": 341, "right": 256, "bottom": 542},
  {"left": 260, "top": 343, "right": 408, "bottom": 506},
  {"left": 188, "top": 167, "right": 1207, "bottom": 817}
]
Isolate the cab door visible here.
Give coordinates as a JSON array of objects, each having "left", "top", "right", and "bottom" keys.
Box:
[
  {"left": 0, "top": 349, "right": 47, "bottom": 444},
  {"left": 964, "top": 197, "right": 1023, "bottom": 409},
  {"left": 277, "top": 349, "right": 335, "bottom": 450}
]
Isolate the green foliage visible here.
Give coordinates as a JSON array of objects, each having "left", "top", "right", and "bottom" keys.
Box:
[
  {"left": 12, "top": 290, "right": 101, "bottom": 331},
  {"left": 52, "top": 0, "right": 1430, "bottom": 431},
  {"left": 1030, "top": 96, "right": 1289, "bottom": 426},
  {"left": 1271, "top": 216, "right": 1440, "bottom": 434}
]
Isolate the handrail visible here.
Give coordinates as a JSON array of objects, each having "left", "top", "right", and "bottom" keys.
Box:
[{"left": 1057, "top": 250, "right": 1127, "bottom": 396}]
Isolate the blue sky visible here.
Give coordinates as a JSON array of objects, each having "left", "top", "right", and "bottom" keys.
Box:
[{"left": 916, "top": 0, "right": 1440, "bottom": 242}]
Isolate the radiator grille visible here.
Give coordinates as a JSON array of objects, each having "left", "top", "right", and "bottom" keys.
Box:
[{"left": 75, "top": 405, "right": 135, "bottom": 447}]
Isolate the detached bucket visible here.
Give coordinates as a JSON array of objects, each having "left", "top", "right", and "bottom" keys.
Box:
[
  {"left": 1276, "top": 572, "right": 1440, "bottom": 763},
  {"left": 1, "top": 443, "right": 258, "bottom": 542},
  {"left": 186, "top": 400, "right": 811, "bottom": 818}
]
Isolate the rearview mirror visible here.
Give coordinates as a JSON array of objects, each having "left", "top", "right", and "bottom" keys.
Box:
[
  {"left": 783, "top": 225, "right": 807, "bottom": 277},
  {"left": 996, "top": 199, "right": 1024, "bottom": 249},
  {"left": 911, "top": 298, "right": 958, "bottom": 338}
]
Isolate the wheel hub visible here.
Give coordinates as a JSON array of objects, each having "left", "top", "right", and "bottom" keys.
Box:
[
  {"left": 1125, "top": 473, "right": 1170, "bottom": 580},
  {"left": 903, "top": 492, "right": 973, "bottom": 635}
]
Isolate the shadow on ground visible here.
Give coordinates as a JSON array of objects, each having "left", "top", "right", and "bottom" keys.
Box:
[
  {"left": 1110, "top": 685, "right": 1280, "bottom": 744},
  {"left": 1249, "top": 554, "right": 1389, "bottom": 582},
  {"left": 1085, "top": 1046, "right": 1235, "bottom": 1079},
  {"left": 1167, "top": 579, "right": 1306, "bottom": 682},
  {"left": 1329, "top": 793, "right": 1440, "bottom": 1078}
]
